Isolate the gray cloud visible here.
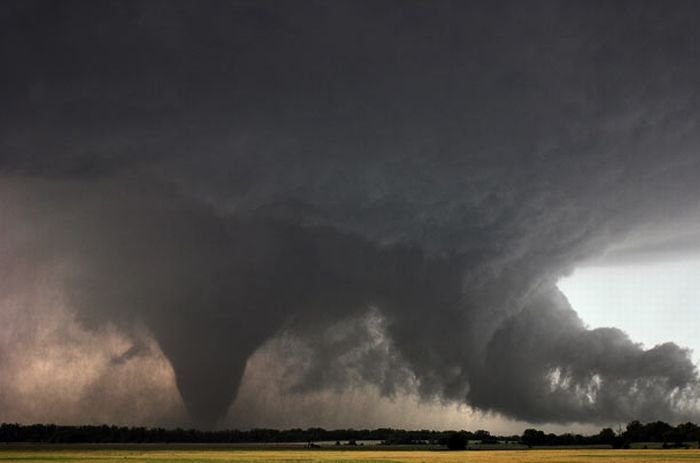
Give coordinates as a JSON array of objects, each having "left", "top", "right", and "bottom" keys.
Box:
[
  {"left": 2, "top": 0, "right": 700, "bottom": 429},
  {"left": 471, "top": 286, "right": 698, "bottom": 423}
]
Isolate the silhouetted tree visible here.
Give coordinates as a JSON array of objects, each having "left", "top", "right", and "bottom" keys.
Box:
[
  {"left": 446, "top": 431, "right": 469, "bottom": 450},
  {"left": 521, "top": 428, "right": 545, "bottom": 447},
  {"left": 597, "top": 428, "right": 616, "bottom": 445}
]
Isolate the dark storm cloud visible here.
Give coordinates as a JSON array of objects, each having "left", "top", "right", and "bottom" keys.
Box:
[
  {"left": 586, "top": 227, "right": 700, "bottom": 266},
  {"left": 471, "top": 287, "right": 698, "bottom": 423},
  {"left": 2, "top": 0, "right": 700, "bottom": 428}
]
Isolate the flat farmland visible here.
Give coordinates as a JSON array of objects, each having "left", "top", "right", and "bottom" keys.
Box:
[{"left": 2, "top": 448, "right": 700, "bottom": 463}]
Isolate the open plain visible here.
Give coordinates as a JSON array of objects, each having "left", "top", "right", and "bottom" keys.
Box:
[{"left": 2, "top": 448, "right": 700, "bottom": 463}]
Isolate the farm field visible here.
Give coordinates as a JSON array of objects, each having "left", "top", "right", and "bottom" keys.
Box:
[{"left": 2, "top": 448, "right": 700, "bottom": 463}]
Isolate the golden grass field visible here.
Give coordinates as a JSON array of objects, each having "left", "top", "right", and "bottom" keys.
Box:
[{"left": 2, "top": 449, "right": 700, "bottom": 463}]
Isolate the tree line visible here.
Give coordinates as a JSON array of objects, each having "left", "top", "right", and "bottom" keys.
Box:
[
  {"left": 520, "top": 420, "right": 700, "bottom": 449},
  {"left": 0, "top": 424, "right": 459, "bottom": 444},
  {"left": 0, "top": 420, "right": 699, "bottom": 447}
]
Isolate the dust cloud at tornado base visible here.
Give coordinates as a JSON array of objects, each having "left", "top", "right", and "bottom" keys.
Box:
[{"left": 2, "top": 1, "right": 700, "bottom": 429}]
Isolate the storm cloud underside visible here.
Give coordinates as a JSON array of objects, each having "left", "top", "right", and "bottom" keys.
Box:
[{"left": 2, "top": 0, "right": 700, "bottom": 428}]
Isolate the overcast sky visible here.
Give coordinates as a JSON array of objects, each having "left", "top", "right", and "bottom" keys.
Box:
[{"left": 2, "top": 0, "right": 700, "bottom": 432}]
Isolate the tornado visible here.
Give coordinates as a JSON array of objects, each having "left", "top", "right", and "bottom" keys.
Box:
[{"left": 2, "top": 0, "right": 700, "bottom": 427}]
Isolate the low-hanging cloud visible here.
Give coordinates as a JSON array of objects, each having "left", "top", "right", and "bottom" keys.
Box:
[{"left": 2, "top": 0, "right": 700, "bottom": 429}]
